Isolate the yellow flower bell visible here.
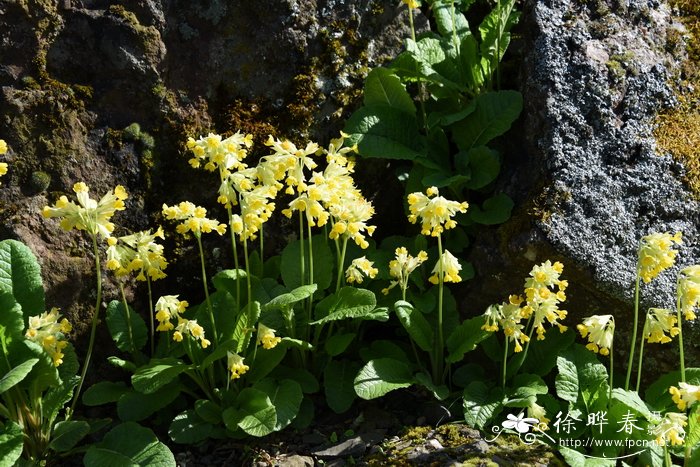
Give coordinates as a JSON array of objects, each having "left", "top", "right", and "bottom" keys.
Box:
[
  {"left": 638, "top": 231, "right": 682, "bottom": 283},
  {"left": 577, "top": 315, "right": 615, "bottom": 356},
  {"left": 25, "top": 308, "right": 72, "bottom": 367}
]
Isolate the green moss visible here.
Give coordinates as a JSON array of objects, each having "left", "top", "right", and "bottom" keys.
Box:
[
  {"left": 30, "top": 171, "right": 51, "bottom": 193},
  {"left": 123, "top": 123, "right": 142, "bottom": 142}
]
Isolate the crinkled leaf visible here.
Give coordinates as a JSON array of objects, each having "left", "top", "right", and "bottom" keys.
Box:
[
  {"left": 446, "top": 316, "right": 490, "bottom": 363},
  {"left": 223, "top": 388, "right": 277, "bottom": 437},
  {"left": 645, "top": 368, "right": 700, "bottom": 411},
  {"left": 359, "top": 339, "right": 409, "bottom": 363},
  {"left": 107, "top": 356, "right": 137, "bottom": 372},
  {"left": 42, "top": 375, "right": 79, "bottom": 426},
  {"left": 200, "top": 339, "right": 238, "bottom": 371},
  {"left": 246, "top": 345, "right": 286, "bottom": 383},
  {"left": 611, "top": 388, "right": 656, "bottom": 421},
  {"left": 271, "top": 367, "right": 319, "bottom": 394},
  {"left": 0, "top": 421, "right": 23, "bottom": 467},
  {"left": 262, "top": 284, "right": 317, "bottom": 313},
  {"left": 194, "top": 399, "right": 222, "bottom": 424},
  {"left": 432, "top": 0, "right": 473, "bottom": 40},
  {"left": 49, "top": 420, "right": 90, "bottom": 452},
  {"left": 168, "top": 410, "right": 213, "bottom": 444},
  {"left": 0, "top": 358, "right": 38, "bottom": 395},
  {"left": 131, "top": 358, "right": 190, "bottom": 394},
  {"left": 415, "top": 372, "right": 449, "bottom": 401},
  {"left": 479, "top": 0, "right": 520, "bottom": 80},
  {"left": 354, "top": 358, "right": 414, "bottom": 400},
  {"left": 463, "top": 381, "right": 504, "bottom": 430},
  {"left": 232, "top": 301, "right": 261, "bottom": 354},
  {"left": 255, "top": 378, "right": 303, "bottom": 430},
  {"left": 212, "top": 269, "right": 247, "bottom": 295},
  {"left": 394, "top": 301, "right": 433, "bottom": 353},
  {"left": 312, "top": 287, "right": 379, "bottom": 325},
  {"left": 556, "top": 345, "right": 609, "bottom": 410},
  {"left": 106, "top": 300, "right": 147, "bottom": 355},
  {"left": 0, "top": 239, "right": 45, "bottom": 322},
  {"left": 324, "top": 359, "right": 360, "bottom": 413},
  {"left": 11, "top": 339, "right": 59, "bottom": 393},
  {"left": 454, "top": 146, "right": 500, "bottom": 189},
  {"left": 83, "top": 422, "right": 175, "bottom": 467},
  {"left": 363, "top": 67, "right": 415, "bottom": 115},
  {"left": 451, "top": 90, "right": 523, "bottom": 151}
]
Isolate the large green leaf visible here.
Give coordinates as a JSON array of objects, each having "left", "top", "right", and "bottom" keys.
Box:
[
  {"left": 555, "top": 345, "right": 609, "bottom": 410},
  {"left": 82, "top": 381, "right": 129, "bottom": 406},
  {"left": 479, "top": 0, "right": 520, "bottom": 80},
  {"left": 324, "top": 359, "right": 360, "bottom": 413},
  {"left": 0, "top": 358, "right": 38, "bottom": 395},
  {"left": 431, "top": 0, "right": 474, "bottom": 40},
  {"left": 262, "top": 284, "right": 317, "bottom": 313},
  {"left": 455, "top": 146, "right": 500, "bottom": 190},
  {"left": 232, "top": 301, "right": 261, "bottom": 354},
  {"left": 469, "top": 193, "right": 514, "bottom": 225},
  {"left": 83, "top": 422, "right": 175, "bottom": 467},
  {"left": 363, "top": 67, "right": 416, "bottom": 115},
  {"left": 312, "top": 287, "right": 380, "bottom": 325},
  {"left": 446, "top": 316, "right": 491, "bottom": 363},
  {"left": 0, "top": 422, "right": 23, "bottom": 467},
  {"left": 610, "top": 389, "right": 655, "bottom": 421},
  {"left": 10, "top": 340, "right": 59, "bottom": 393},
  {"left": 451, "top": 90, "right": 523, "bottom": 151},
  {"left": 344, "top": 106, "right": 426, "bottom": 161},
  {"left": 223, "top": 388, "right": 277, "bottom": 437},
  {"left": 0, "top": 239, "right": 45, "bottom": 322},
  {"left": 324, "top": 332, "right": 356, "bottom": 357},
  {"left": 463, "top": 381, "right": 504, "bottom": 430},
  {"left": 42, "top": 375, "right": 79, "bottom": 427},
  {"left": 254, "top": 378, "right": 303, "bottom": 430},
  {"left": 168, "top": 410, "right": 213, "bottom": 444},
  {"left": 245, "top": 345, "right": 286, "bottom": 383},
  {"left": 211, "top": 269, "right": 247, "bottom": 296},
  {"left": 645, "top": 368, "right": 700, "bottom": 411},
  {"left": 354, "top": 358, "right": 414, "bottom": 400},
  {"left": 106, "top": 301, "right": 147, "bottom": 355},
  {"left": 49, "top": 420, "right": 90, "bottom": 452},
  {"left": 131, "top": 358, "right": 190, "bottom": 394},
  {"left": 117, "top": 383, "right": 181, "bottom": 422},
  {"left": 394, "top": 301, "right": 433, "bottom": 353},
  {"left": 280, "top": 235, "right": 334, "bottom": 291}
]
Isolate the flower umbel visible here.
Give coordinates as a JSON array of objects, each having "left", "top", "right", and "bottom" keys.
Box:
[
  {"left": 652, "top": 412, "right": 687, "bottom": 446},
  {"left": 382, "top": 247, "right": 428, "bottom": 295},
  {"left": 670, "top": 382, "right": 700, "bottom": 411},
  {"left": 257, "top": 323, "right": 282, "bottom": 350},
  {"left": 25, "top": 308, "right": 72, "bottom": 366},
  {"left": 679, "top": 265, "right": 700, "bottom": 321},
  {"left": 106, "top": 227, "right": 168, "bottom": 281},
  {"left": 643, "top": 307, "right": 679, "bottom": 344},
  {"left": 345, "top": 256, "right": 378, "bottom": 284},
  {"left": 42, "top": 182, "right": 128, "bottom": 238},
  {"left": 154, "top": 295, "right": 189, "bottom": 332},
  {"left": 407, "top": 187, "right": 468, "bottom": 237},
  {"left": 429, "top": 249, "right": 462, "bottom": 284},
  {"left": 162, "top": 201, "right": 227, "bottom": 237},
  {"left": 227, "top": 352, "right": 249, "bottom": 380},
  {"left": 577, "top": 315, "right": 615, "bottom": 356},
  {"left": 638, "top": 231, "right": 682, "bottom": 283}
]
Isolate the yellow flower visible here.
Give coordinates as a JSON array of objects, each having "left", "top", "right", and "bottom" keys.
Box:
[
  {"left": 382, "top": 247, "right": 428, "bottom": 295},
  {"left": 25, "top": 308, "right": 72, "bottom": 366},
  {"left": 227, "top": 351, "right": 249, "bottom": 380},
  {"left": 154, "top": 295, "right": 188, "bottom": 332},
  {"left": 429, "top": 249, "right": 462, "bottom": 284},
  {"left": 652, "top": 412, "right": 687, "bottom": 446},
  {"left": 174, "top": 317, "right": 210, "bottom": 349},
  {"left": 527, "top": 400, "right": 550, "bottom": 431},
  {"left": 577, "top": 315, "right": 614, "bottom": 356},
  {"left": 407, "top": 187, "right": 468, "bottom": 237},
  {"left": 0, "top": 139, "right": 7, "bottom": 154},
  {"left": 105, "top": 227, "right": 168, "bottom": 281},
  {"left": 522, "top": 261, "right": 568, "bottom": 340},
  {"left": 187, "top": 132, "right": 252, "bottom": 176},
  {"left": 162, "top": 201, "right": 226, "bottom": 237},
  {"left": 402, "top": 0, "right": 420, "bottom": 9},
  {"left": 499, "top": 302, "right": 529, "bottom": 353},
  {"left": 257, "top": 323, "right": 282, "bottom": 350},
  {"left": 264, "top": 136, "right": 319, "bottom": 194},
  {"left": 345, "top": 256, "right": 378, "bottom": 284},
  {"left": 323, "top": 132, "right": 357, "bottom": 167},
  {"left": 42, "top": 182, "right": 128, "bottom": 238},
  {"left": 638, "top": 231, "right": 682, "bottom": 283},
  {"left": 327, "top": 196, "right": 376, "bottom": 249},
  {"left": 670, "top": 382, "right": 700, "bottom": 411},
  {"left": 679, "top": 265, "right": 700, "bottom": 321},
  {"left": 643, "top": 308, "right": 679, "bottom": 344}
]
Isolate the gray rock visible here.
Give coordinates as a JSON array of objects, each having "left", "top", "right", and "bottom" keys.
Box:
[
  {"left": 313, "top": 429, "right": 385, "bottom": 458},
  {"left": 276, "top": 454, "right": 314, "bottom": 467}
]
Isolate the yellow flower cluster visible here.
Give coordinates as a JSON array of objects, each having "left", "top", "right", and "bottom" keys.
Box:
[
  {"left": 345, "top": 256, "right": 378, "bottom": 284},
  {"left": 482, "top": 296, "right": 531, "bottom": 352},
  {"left": 162, "top": 201, "right": 226, "bottom": 237},
  {"left": 643, "top": 308, "right": 679, "bottom": 344},
  {"left": 670, "top": 382, "right": 700, "bottom": 411},
  {"left": 227, "top": 351, "right": 249, "bottom": 380},
  {"left": 106, "top": 227, "right": 168, "bottom": 281},
  {"left": 0, "top": 139, "right": 7, "bottom": 184},
  {"left": 25, "top": 308, "right": 72, "bottom": 367},
  {"left": 154, "top": 295, "right": 210, "bottom": 348},
  {"left": 652, "top": 412, "right": 687, "bottom": 446},
  {"left": 679, "top": 265, "right": 700, "bottom": 321},
  {"left": 638, "top": 231, "right": 682, "bottom": 283},
  {"left": 186, "top": 132, "right": 252, "bottom": 175},
  {"left": 577, "top": 314, "right": 615, "bottom": 356},
  {"left": 257, "top": 323, "right": 282, "bottom": 350},
  {"left": 429, "top": 249, "right": 462, "bottom": 284},
  {"left": 42, "top": 182, "right": 128, "bottom": 238},
  {"left": 382, "top": 247, "right": 428, "bottom": 295},
  {"left": 522, "top": 261, "right": 568, "bottom": 340},
  {"left": 264, "top": 136, "right": 320, "bottom": 194},
  {"left": 407, "top": 187, "right": 468, "bottom": 237}
]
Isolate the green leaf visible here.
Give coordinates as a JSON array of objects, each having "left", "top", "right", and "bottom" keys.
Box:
[
  {"left": 168, "top": 410, "right": 213, "bottom": 444},
  {"left": 687, "top": 405, "right": 700, "bottom": 454},
  {"left": 555, "top": 345, "right": 609, "bottom": 409},
  {"left": 131, "top": 358, "right": 190, "bottom": 394},
  {"left": 10, "top": 340, "right": 59, "bottom": 393},
  {"left": 0, "top": 421, "right": 23, "bottom": 467},
  {"left": 224, "top": 388, "right": 277, "bottom": 437},
  {"left": 0, "top": 239, "right": 45, "bottom": 322},
  {"left": 344, "top": 106, "right": 426, "bottom": 161},
  {"left": 512, "top": 329, "right": 575, "bottom": 378},
  {"left": 611, "top": 388, "right": 656, "bottom": 421},
  {"left": 117, "top": 383, "right": 180, "bottom": 422},
  {"left": 506, "top": 374, "right": 548, "bottom": 406},
  {"left": 479, "top": 0, "right": 520, "bottom": 81},
  {"left": 49, "top": 420, "right": 90, "bottom": 452},
  {"left": 199, "top": 339, "right": 238, "bottom": 371},
  {"left": 354, "top": 358, "right": 414, "bottom": 400},
  {"left": 324, "top": 332, "right": 357, "bottom": 357},
  {"left": 232, "top": 301, "right": 261, "bottom": 354},
  {"left": 271, "top": 367, "right": 319, "bottom": 394},
  {"left": 446, "top": 316, "right": 490, "bottom": 363},
  {"left": 312, "top": 287, "right": 379, "bottom": 325},
  {"left": 324, "top": 360, "right": 360, "bottom": 413},
  {"left": 463, "top": 382, "right": 504, "bottom": 430},
  {"left": 246, "top": 345, "right": 286, "bottom": 383},
  {"left": 212, "top": 269, "right": 247, "bottom": 296},
  {"left": 83, "top": 381, "right": 129, "bottom": 406},
  {"left": 194, "top": 400, "right": 222, "bottom": 424},
  {"left": 363, "top": 67, "right": 416, "bottom": 115},
  {"left": 0, "top": 358, "right": 38, "bottom": 395},
  {"left": 83, "top": 422, "right": 175, "bottom": 467},
  {"left": 451, "top": 90, "right": 523, "bottom": 151},
  {"left": 254, "top": 378, "right": 303, "bottom": 430},
  {"left": 107, "top": 356, "right": 137, "bottom": 372},
  {"left": 359, "top": 339, "right": 409, "bottom": 363},
  {"left": 42, "top": 375, "right": 79, "bottom": 427},
  {"left": 394, "top": 301, "right": 433, "bottom": 353},
  {"left": 469, "top": 193, "right": 514, "bottom": 225},
  {"left": 262, "top": 284, "right": 318, "bottom": 313},
  {"left": 415, "top": 372, "right": 449, "bottom": 401},
  {"left": 456, "top": 146, "right": 500, "bottom": 189},
  {"left": 645, "top": 368, "right": 700, "bottom": 411},
  {"left": 280, "top": 235, "right": 334, "bottom": 291},
  {"left": 432, "top": 0, "right": 472, "bottom": 40},
  {"left": 106, "top": 301, "right": 147, "bottom": 355}
]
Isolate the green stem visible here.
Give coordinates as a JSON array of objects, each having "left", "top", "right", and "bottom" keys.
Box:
[
  {"left": 434, "top": 234, "right": 445, "bottom": 385},
  {"left": 625, "top": 265, "right": 642, "bottom": 390},
  {"left": 502, "top": 337, "right": 509, "bottom": 392},
  {"left": 299, "top": 210, "right": 306, "bottom": 286},
  {"left": 664, "top": 445, "right": 672, "bottom": 467},
  {"left": 306, "top": 220, "right": 315, "bottom": 342},
  {"left": 636, "top": 318, "right": 647, "bottom": 393},
  {"left": 676, "top": 275, "right": 686, "bottom": 383},
  {"left": 147, "top": 276, "right": 154, "bottom": 356},
  {"left": 196, "top": 234, "right": 217, "bottom": 345},
  {"left": 335, "top": 237, "right": 349, "bottom": 292},
  {"left": 509, "top": 320, "right": 535, "bottom": 380},
  {"left": 243, "top": 235, "right": 252, "bottom": 305},
  {"left": 260, "top": 223, "right": 265, "bottom": 277},
  {"left": 609, "top": 339, "right": 614, "bottom": 402},
  {"left": 118, "top": 282, "right": 135, "bottom": 355},
  {"left": 226, "top": 206, "right": 241, "bottom": 307},
  {"left": 69, "top": 234, "right": 102, "bottom": 418}
]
